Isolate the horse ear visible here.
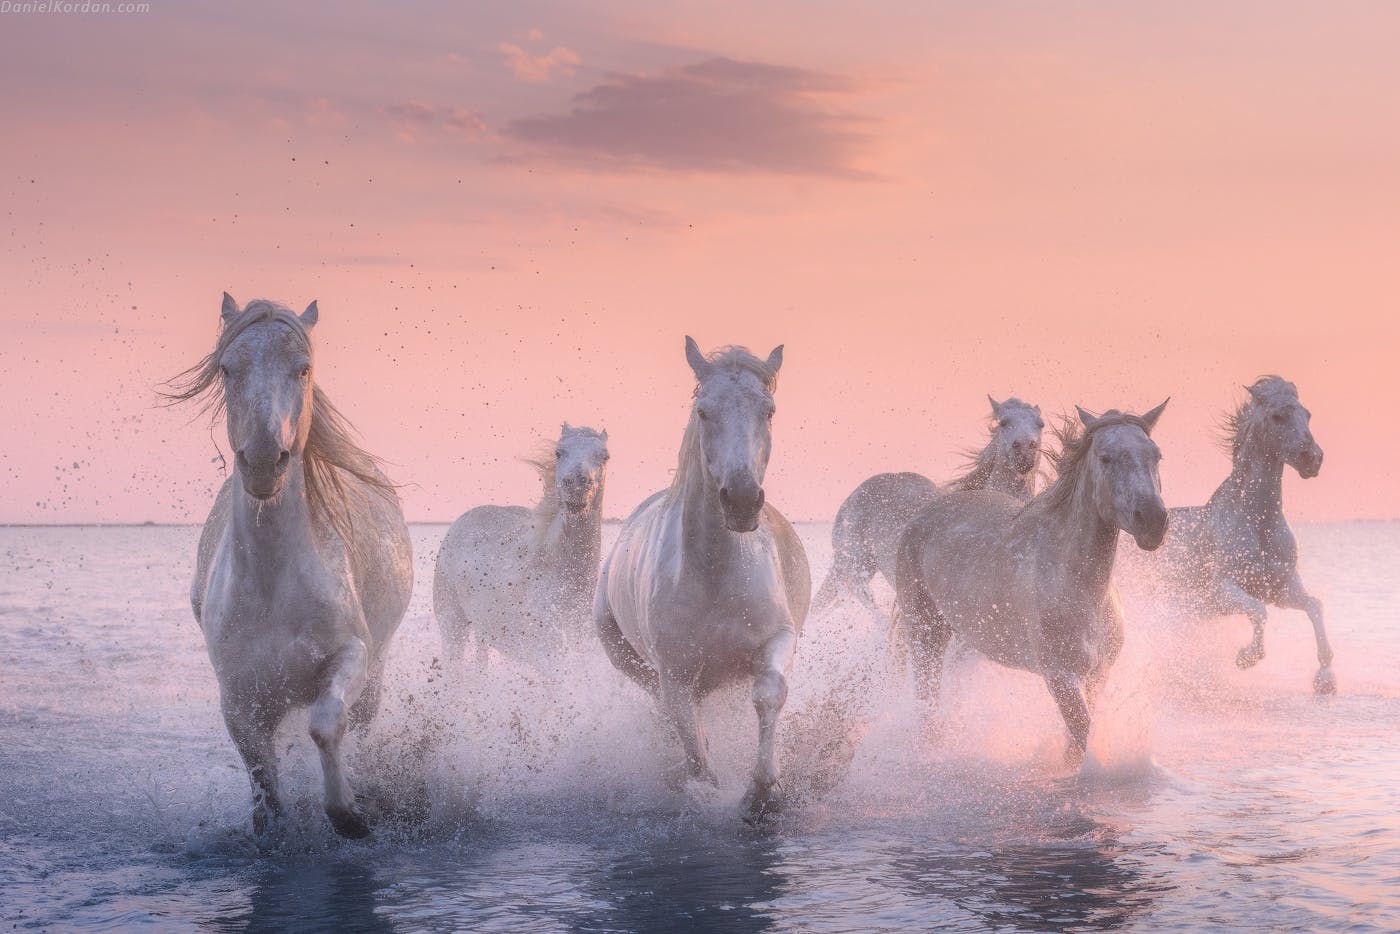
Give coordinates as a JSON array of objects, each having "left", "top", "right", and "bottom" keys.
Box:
[
  {"left": 1140, "top": 398, "right": 1170, "bottom": 435},
  {"left": 1076, "top": 405, "right": 1098, "bottom": 429},
  {"left": 221, "top": 292, "right": 239, "bottom": 321},
  {"left": 1245, "top": 383, "right": 1264, "bottom": 402},
  {"left": 300, "top": 300, "right": 319, "bottom": 328},
  {"left": 988, "top": 394, "right": 1005, "bottom": 418},
  {"left": 766, "top": 345, "right": 784, "bottom": 375},
  {"left": 685, "top": 336, "right": 710, "bottom": 381},
  {"left": 600, "top": 428, "right": 608, "bottom": 443}
]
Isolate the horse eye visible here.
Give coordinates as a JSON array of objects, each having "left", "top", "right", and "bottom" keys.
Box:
[
  {"left": 298, "top": 366, "right": 310, "bottom": 380},
  {"left": 555, "top": 449, "right": 565, "bottom": 459},
  {"left": 999, "top": 419, "right": 1010, "bottom": 428},
  {"left": 697, "top": 410, "right": 709, "bottom": 421},
  {"left": 219, "top": 364, "right": 230, "bottom": 378}
]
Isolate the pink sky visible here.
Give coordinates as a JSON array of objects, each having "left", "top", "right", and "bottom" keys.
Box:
[{"left": 1, "top": 1, "right": 1397, "bottom": 523}]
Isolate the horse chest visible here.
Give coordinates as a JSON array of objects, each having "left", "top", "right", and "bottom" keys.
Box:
[
  {"left": 203, "top": 559, "right": 357, "bottom": 694},
  {"left": 1219, "top": 517, "right": 1297, "bottom": 597}
]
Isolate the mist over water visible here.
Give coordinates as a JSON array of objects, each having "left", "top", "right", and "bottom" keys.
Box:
[{"left": 1, "top": 523, "right": 1397, "bottom": 931}]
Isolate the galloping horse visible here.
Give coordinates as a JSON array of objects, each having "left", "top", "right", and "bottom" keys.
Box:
[
  {"left": 1147, "top": 377, "right": 1334, "bottom": 693},
  {"left": 170, "top": 295, "right": 413, "bottom": 838},
  {"left": 894, "top": 403, "right": 1168, "bottom": 765},
  {"left": 814, "top": 397, "right": 1043, "bottom": 613},
  {"left": 595, "top": 338, "right": 810, "bottom": 820},
  {"left": 433, "top": 424, "right": 609, "bottom": 672}
]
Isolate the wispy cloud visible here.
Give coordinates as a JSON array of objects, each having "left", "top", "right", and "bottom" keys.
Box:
[
  {"left": 507, "top": 57, "right": 878, "bottom": 177},
  {"left": 382, "top": 101, "right": 488, "bottom": 144},
  {"left": 498, "top": 37, "right": 580, "bottom": 83}
]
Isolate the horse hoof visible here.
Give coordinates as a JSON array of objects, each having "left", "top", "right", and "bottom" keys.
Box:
[
  {"left": 327, "top": 806, "right": 371, "bottom": 839},
  {"left": 1235, "top": 646, "right": 1263, "bottom": 670},
  {"left": 741, "top": 780, "right": 785, "bottom": 825},
  {"left": 1313, "top": 668, "right": 1337, "bottom": 696}
]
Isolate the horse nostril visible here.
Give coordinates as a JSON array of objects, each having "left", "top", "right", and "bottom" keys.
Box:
[{"left": 276, "top": 451, "right": 290, "bottom": 469}]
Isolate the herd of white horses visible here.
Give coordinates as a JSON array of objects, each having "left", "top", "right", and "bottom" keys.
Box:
[{"left": 168, "top": 295, "right": 1334, "bottom": 838}]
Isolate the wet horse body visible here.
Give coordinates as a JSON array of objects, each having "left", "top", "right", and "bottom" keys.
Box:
[
  {"left": 595, "top": 339, "right": 810, "bottom": 819},
  {"left": 1151, "top": 377, "right": 1333, "bottom": 693},
  {"left": 433, "top": 425, "right": 608, "bottom": 672},
  {"left": 814, "top": 397, "right": 1043, "bottom": 613},
  {"left": 895, "top": 404, "right": 1168, "bottom": 763},
  {"left": 180, "top": 295, "right": 412, "bottom": 838}
]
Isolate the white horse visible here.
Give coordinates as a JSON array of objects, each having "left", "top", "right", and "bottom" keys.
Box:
[
  {"left": 595, "top": 338, "right": 810, "bottom": 820},
  {"left": 433, "top": 424, "right": 608, "bottom": 672},
  {"left": 894, "top": 403, "right": 1168, "bottom": 765},
  {"left": 170, "top": 294, "right": 413, "bottom": 838},
  {"left": 1145, "top": 377, "right": 1334, "bottom": 693},
  {"left": 813, "top": 396, "right": 1044, "bottom": 612}
]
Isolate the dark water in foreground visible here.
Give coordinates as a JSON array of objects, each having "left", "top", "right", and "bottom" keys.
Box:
[{"left": 1, "top": 524, "right": 1397, "bottom": 931}]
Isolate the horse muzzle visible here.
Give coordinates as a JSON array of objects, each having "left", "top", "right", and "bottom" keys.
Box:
[
  {"left": 237, "top": 449, "right": 290, "bottom": 500},
  {"left": 1294, "top": 445, "right": 1323, "bottom": 479},
  {"left": 719, "top": 482, "right": 765, "bottom": 533},
  {"left": 1128, "top": 501, "right": 1169, "bottom": 551}
]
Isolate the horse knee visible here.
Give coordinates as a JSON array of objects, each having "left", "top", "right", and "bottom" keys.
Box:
[
  {"left": 309, "top": 696, "right": 347, "bottom": 751},
  {"left": 753, "top": 668, "right": 788, "bottom": 717}
]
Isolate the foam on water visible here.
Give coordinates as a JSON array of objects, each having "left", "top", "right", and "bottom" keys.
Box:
[{"left": 1, "top": 523, "right": 1398, "bottom": 930}]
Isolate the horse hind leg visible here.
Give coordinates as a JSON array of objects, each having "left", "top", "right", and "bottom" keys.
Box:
[
  {"left": 744, "top": 629, "right": 796, "bottom": 823},
  {"left": 223, "top": 702, "right": 281, "bottom": 839},
  {"left": 1044, "top": 672, "right": 1091, "bottom": 768},
  {"left": 813, "top": 546, "right": 878, "bottom": 615},
  {"left": 893, "top": 577, "right": 952, "bottom": 714},
  {"left": 310, "top": 639, "right": 372, "bottom": 838}
]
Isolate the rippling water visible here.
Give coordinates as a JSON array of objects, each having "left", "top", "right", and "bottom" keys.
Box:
[{"left": 1, "top": 523, "right": 1397, "bottom": 931}]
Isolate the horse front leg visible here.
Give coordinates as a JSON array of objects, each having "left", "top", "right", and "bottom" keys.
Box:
[
  {"left": 1219, "top": 579, "right": 1270, "bottom": 669},
  {"left": 1276, "top": 574, "right": 1336, "bottom": 695},
  {"left": 222, "top": 700, "right": 281, "bottom": 838},
  {"left": 309, "top": 638, "right": 371, "bottom": 838},
  {"left": 744, "top": 628, "right": 796, "bottom": 823},
  {"left": 658, "top": 680, "right": 717, "bottom": 788},
  {"left": 1044, "top": 671, "right": 1090, "bottom": 768}
]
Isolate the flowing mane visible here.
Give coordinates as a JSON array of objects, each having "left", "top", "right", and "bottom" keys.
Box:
[
  {"left": 947, "top": 397, "right": 1031, "bottom": 492},
  {"left": 1220, "top": 375, "right": 1298, "bottom": 463},
  {"left": 524, "top": 443, "right": 564, "bottom": 520},
  {"left": 162, "top": 300, "right": 395, "bottom": 539},
  {"left": 668, "top": 346, "right": 780, "bottom": 497},
  {"left": 1031, "top": 410, "right": 1147, "bottom": 513}
]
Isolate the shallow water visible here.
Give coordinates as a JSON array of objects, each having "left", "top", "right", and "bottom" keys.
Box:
[{"left": 1, "top": 522, "right": 1397, "bottom": 931}]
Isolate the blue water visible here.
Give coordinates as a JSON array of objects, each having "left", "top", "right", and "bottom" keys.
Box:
[{"left": 1, "top": 523, "right": 1397, "bottom": 931}]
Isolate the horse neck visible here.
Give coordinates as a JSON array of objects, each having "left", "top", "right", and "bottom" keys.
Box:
[
  {"left": 228, "top": 458, "right": 317, "bottom": 569},
  {"left": 538, "top": 497, "right": 603, "bottom": 582},
  {"left": 674, "top": 455, "right": 735, "bottom": 566},
  {"left": 1217, "top": 432, "right": 1285, "bottom": 519},
  {"left": 984, "top": 459, "right": 1034, "bottom": 499},
  {"left": 1024, "top": 469, "right": 1119, "bottom": 594}
]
